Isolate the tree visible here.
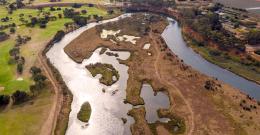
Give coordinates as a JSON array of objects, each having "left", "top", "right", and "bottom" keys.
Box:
[
  {"left": 93, "top": 15, "right": 103, "bottom": 22},
  {"left": 107, "top": 9, "right": 114, "bottom": 15},
  {"left": 58, "top": 13, "right": 62, "bottom": 18},
  {"left": 0, "top": 0, "right": 7, "bottom": 5},
  {"left": 33, "top": 74, "right": 47, "bottom": 82},
  {"left": 0, "top": 31, "right": 8, "bottom": 41},
  {"left": 81, "top": 10, "right": 87, "bottom": 14},
  {"left": 12, "top": 90, "right": 30, "bottom": 105},
  {"left": 30, "top": 66, "right": 42, "bottom": 76},
  {"left": 30, "top": 17, "right": 38, "bottom": 26},
  {"left": 52, "top": 30, "right": 65, "bottom": 43},
  {"left": 17, "top": 63, "right": 23, "bottom": 74},
  {"left": 63, "top": 8, "right": 77, "bottom": 18},
  {"left": 50, "top": 6, "right": 56, "bottom": 11},
  {"left": 16, "top": 0, "right": 25, "bottom": 8},
  {"left": 255, "top": 50, "right": 260, "bottom": 55},
  {"left": 9, "top": 47, "right": 20, "bottom": 57},
  {"left": 72, "top": 3, "right": 82, "bottom": 8},
  {"left": 0, "top": 95, "right": 10, "bottom": 107},
  {"left": 247, "top": 29, "right": 260, "bottom": 45},
  {"left": 10, "top": 27, "right": 16, "bottom": 33},
  {"left": 73, "top": 16, "right": 88, "bottom": 26}
]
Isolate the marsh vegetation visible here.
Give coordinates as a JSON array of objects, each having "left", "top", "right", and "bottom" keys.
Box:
[
  {"left": 86, "top": 63, "right": 119, "bottom": 86},
  {"left": 77, "top": 102, "right": 91, "bottom": 123}
]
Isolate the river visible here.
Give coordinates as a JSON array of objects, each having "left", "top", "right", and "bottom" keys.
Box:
[
  {"left": 47, "top": 14, "right": 135, "bottom": 135},
  {"left": 162, "top": 18, "right": 260, "bottom": 100},
  {"left": 46, "top": 14, "right": 260, "bottom": 135},
  {"left": 213, "top": 0, "right": 260, "bottom": 14}
]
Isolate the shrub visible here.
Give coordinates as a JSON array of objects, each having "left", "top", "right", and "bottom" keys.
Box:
[
  {"left": 52, "top": 30, "right": 65, "bottom": 43},
  {"left": 39, "top": 22, "right": 46, "bottom": 28},
  {"left": 107, "top": 9, "right": 114, "bottom": 14},
  {"left": 33, "top": 74, "right": 47, "bottom": 82},
  {"left": 12, "top": 90, "right": 30, "bottom": 105},
  {"left": 209, "top": 50, "right": 221, "bottom": 56},
  {"left": 77, "top": 102, "right": 91, "bottom": 122},
  {"left": 58, "top": 13, "right": 62, "bottom": 18},
  {"left": 17, "top": 63, "right": 24, "bottom": 74},
  {"left": 88, "top": 4, "right": 94, "bottom": 7},
  {"left": 63, "top": 8, "right": 77, "bottom": 18},
  {"left": 0, "top": 31, "right": 8, "bottom": 41},
  {"left": 50, "top": 6, "right": 56, "bottom": 11},
  {"left": 30, "top": 17, "right": 38, "bottom": 26},
  {"left": 9, "top": 27, "right": 15, "bottom": 33},
  {"left": 30, "top": 66, "right": 42, "bottom": 76},
  {"left": 247, "top": 29, "right": 260, "bottom": 45},
  {"left": 81, "top": 10, "right": 87, "bottom": 14},
  {"left": 0, "top": 95, "right": 10, "bottom": 107},
  {"left": 73, "top": 16, "right": 88, "bottom": 26},
  {"left": 72, "top": 3, "right": 82, "bottom": 8},
  {"left": 255, "top": 50, "right": 260, "bottom": 55}
]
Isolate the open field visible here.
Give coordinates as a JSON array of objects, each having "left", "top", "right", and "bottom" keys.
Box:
[
  {"left": 0, "top": 4, "right": 115, "bottom": 135},
  {"left": 64, "top": 13, "right": 260, "bottom": 135},
  {"left": 30, "top": 0, "right": 110, "bottom": 5},
  {"left": 0, "top": 87, "right": 54, "bottom": 135},
  {"left": 0, "top": 4, "right": 110, "bottom": 94},
  {"left": 0, "top": 39, "right": 31, "bottom": 95}
]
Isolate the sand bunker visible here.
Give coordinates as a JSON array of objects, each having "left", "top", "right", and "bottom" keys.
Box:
[{"left": 17, "top": 77, "right": 24, "bottom": 81}]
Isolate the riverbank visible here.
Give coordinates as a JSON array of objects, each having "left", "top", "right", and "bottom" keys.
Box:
[
  {"left": 64, "top": 13, "right": 260, "bottom": 134},
  {"left": 0, "top": 3, "right": 121, "bottom": 134},
  {"left": 182, "top": 27, "right": 260, "bottom": 84}
]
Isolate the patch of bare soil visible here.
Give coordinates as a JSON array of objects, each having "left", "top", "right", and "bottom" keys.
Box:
[{"left": 64, "top": 14, "right": 260, "bottom": 135}]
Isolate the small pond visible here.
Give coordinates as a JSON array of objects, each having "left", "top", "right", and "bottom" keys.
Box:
[{"left": 140, "top": 84, "right": 170, "bottom": 123}]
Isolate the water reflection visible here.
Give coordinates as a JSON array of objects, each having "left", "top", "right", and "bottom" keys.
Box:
[
  {"left": 140, "top": 84, "right": 170, "bottom": 123},
  {"left": 162, "top": 18, "right": 260, "bottom": 100},
  {"left": 46, "top": 14, "right": 135, "bottom": 135}
]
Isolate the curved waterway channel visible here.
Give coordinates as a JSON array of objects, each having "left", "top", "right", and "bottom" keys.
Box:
[
  {"left": 162, "top": 18, "right": 260, "bottom": 100},
  {"left": 46, "top": 13, "right": 260, "bottom": 135}
]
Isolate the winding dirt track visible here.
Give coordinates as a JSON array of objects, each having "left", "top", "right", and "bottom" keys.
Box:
[
  {"left": 150, "top": 33, "right": 195, "bottom": 135},
  {"left": 37, "top": 54, "right": 63, "bottom": 135}
]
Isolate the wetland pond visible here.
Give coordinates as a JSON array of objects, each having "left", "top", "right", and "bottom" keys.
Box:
[
  {"left": 47, "top": 14, "right": 135, "bottom": 135},
  {"left": 46, "top": 13, "right": 260, "bottom": 135},
  {"left": 140, "top": 84, "right": 170, "bottom": 123}
]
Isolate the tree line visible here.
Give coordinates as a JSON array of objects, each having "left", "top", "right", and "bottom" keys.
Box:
[{"left": 0, "top": 66, "right": 47, "bottom": 108}]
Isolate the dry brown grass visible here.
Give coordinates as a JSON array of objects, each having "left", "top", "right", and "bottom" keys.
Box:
[{"left": 64, "top": 14, "right": 260, "bottom": 135}]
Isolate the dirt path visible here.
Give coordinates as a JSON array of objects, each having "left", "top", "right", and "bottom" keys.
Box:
[
  {"left": 150, "top": 33, "right": 195, "bottom": 135},
  {"left": 37, "top": 54, "right": 63, "bottom": 135}
]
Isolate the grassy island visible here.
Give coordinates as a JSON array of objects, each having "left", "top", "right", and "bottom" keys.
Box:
[
  {"left": 77, "top": 102, "right": 91, "bottom": 123},
  {"left": 65, "top": 13, "right": 260, "bottom": 135},
  {"left": 86, "top": 63, "right": 119, "bottom": 86}
]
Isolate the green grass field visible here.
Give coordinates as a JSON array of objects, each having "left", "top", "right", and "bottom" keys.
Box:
[
  {"left": 0, "top": 40, "right": 31, "bottom": 95},
  {"left": 0, "top": 88, "right": 53, "bottom": 135},
  {"left": 0, "top": 4, "right": 117, "bottom": 135},
  {"left": 0, "top": 5, "right": 109, "bottom": 95}
]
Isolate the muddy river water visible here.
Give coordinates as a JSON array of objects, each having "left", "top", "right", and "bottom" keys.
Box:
[{"left": 46, "top": 14, "right": 260, "bottom": 135}]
